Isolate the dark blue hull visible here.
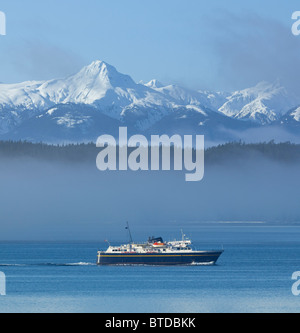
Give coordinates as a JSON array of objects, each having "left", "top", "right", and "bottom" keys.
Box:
[{"left": 97, "top": 250, "right": 223, "bottom": 266}]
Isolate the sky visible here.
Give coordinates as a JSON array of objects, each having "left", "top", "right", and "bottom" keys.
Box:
[{"left": 0, "top": 0, "right": 300, "bottom": 92}]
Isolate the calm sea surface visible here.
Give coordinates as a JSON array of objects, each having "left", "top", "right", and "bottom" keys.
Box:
[{"left": 0, "top": 225, "right": 300, "bottom": 313}]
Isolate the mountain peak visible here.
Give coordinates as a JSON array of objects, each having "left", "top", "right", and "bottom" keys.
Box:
[
  {"left": 72, "top": 60, "right": 136, "bottom": 89},
  {"left": 85, "top": 60, "right": 114, "bottom": 71},
  {"left": 79, "top": 60, "right": 115, "bottom": 78},
  {"left": 145, "top": 79, "right": 164, "bottom": 89}
]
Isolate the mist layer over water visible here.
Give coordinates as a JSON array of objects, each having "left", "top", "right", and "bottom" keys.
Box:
[{"left": 0, "top": 151, "right": 299, "bottom": 240}]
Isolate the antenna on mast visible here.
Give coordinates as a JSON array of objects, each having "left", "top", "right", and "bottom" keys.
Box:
[
  {"left": 181, "top": 229, "right": 185, "bottom": 241},
  {"left": 125, "top": 221, "right": 133, "bottom": 244}
]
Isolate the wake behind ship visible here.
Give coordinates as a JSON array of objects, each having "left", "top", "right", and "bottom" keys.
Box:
[{"left": 97, "top": 231, "right": 223, "bottom": 266}]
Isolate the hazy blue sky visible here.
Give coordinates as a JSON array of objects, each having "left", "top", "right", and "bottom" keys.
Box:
[{"left": 0, "top": 0, "right": 300, "bottom": 92}]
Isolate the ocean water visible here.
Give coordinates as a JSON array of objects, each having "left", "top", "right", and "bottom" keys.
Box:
[{"left": 0, "top": 225, "right": 300, "bottom": 313}]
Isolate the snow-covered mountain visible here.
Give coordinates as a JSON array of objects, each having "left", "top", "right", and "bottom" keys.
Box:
[
  {"left": 144, "top": 79, "right": 300, "bottom": 125},
  {"left": 145, "top": 81, "right": 229, "bottom": 111},
  {"left": 0, "top": 60, "right": 144, "bottom": 109},
  {"left": 0, "top": 61, "right": 174, "bottom": 134},
  {"left": 278, "top": 105, "right": 300, "bottom": 130},
  {"left": 218, "top": 81, "right": 300, "bottom": 124},
  {"left": 289, "top": 107, "right": 300, "bottom": 122},
  {"left": 0, "top": 60, "right": 299, "bottom": 143}
]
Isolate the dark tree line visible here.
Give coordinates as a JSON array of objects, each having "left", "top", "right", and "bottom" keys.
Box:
[
  {"left": 205, "top": 141, "right": 300, "bottom": 164},
  {"left": 0, "top": 140, "right": 300, "bottom": 165}
]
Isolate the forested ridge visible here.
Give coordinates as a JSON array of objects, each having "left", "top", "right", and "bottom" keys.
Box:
[{"left": 0, "top": 140, "right": 299, "bottom": 165}]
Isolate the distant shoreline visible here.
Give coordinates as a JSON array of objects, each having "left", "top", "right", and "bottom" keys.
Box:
[{"left": 0, "top": 140, "right": 300, "bottom": 165}]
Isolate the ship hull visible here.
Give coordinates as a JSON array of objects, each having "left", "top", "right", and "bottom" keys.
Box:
[{"left": 97, "top": 251, "right": 223, "bottom": 266}]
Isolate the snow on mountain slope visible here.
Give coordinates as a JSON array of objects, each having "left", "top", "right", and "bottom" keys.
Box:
[
  {"left": 0, "top": 61, "right": 138, "bottom": 109},
  {"left": 145, "top": 79, "right": 164, "bottom": 89},
  {"left": 1, "top": 103, "right": 123, "bottom": 143},
  {"left": 218, "top": 81, "right": 300, "bottom": 124},
  {"left": 290, "top": 106, "right": 300, "bottom": 122},
  {"left": 0, "top": 61, "right": 232, "bottom": 136},
  {"left": 146, "top": 79, "right": 300, "bottom": 125},
  {"left": 0, "top": 81, "right": 48, "bottom": 110},
  {"left": 278, "top": 106, "right": 300, "bottom": 130},
  {"left": 145, "top": 80, "right": 229, "bottom": 111},
  {"left": 0, "top": 61, "right": 175, "bottom": 134},
  {"left": 0, "top": 60, "right": 300, "bottom": 143}
]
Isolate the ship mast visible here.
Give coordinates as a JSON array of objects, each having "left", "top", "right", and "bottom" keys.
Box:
[
  {"left": 181, "top": 229, "right": 185, "bottom": 241},
  {"left": 125, "top": 221, "right": 133, "bottom": 244}
]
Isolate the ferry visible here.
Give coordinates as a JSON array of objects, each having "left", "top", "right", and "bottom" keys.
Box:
[{"left": 97, "top": 227, "right": 223, "bottom": 266}]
